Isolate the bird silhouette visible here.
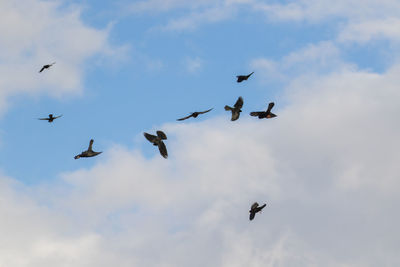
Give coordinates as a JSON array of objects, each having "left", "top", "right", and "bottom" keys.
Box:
[
  {"left": 38, "top": 114, "right": 62, "bottom": 123},
  {"left": 225, "top": 96, "right": 243, "bottom": 121},
  {"left": 39, "top": 62, "right": 56, "bottom": 73},
  {"left": 74, "top": 139, "right": 102, "bottom": 159},
  {"left": 250, "top": 102, "right": 277, "bottom": 119},
  {"left": 249, "top": 202, "right": 266, "bottom": 221},
  {"left": 236, "top": 72, "right": 254, "bottom": 83},
  {"left": 177, "top": 108, "right": 213, "bottom": 121},
  {"left": 144, "top": 131, "right": 168, "bottom": 158}
]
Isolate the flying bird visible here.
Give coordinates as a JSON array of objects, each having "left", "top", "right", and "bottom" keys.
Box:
[
  {"left": 224, "top": 96, "right": 243, "bottom": 121},
  {"left": 38, "top": 114, "right": 62, "bottom": 123},
  {"left": 249, "top": 202, "right": 266, "bottom": 221},
  {"left": 250, "top": 102, "right": 277, "bottom": 119},
  {"left": 236, "top": 72, "right": 254, "bottom": 83},
  {"left": 177, "top": 108, "right": 213, "bottom": 121},
  {"left": 39, "top": 62, "right": 56, "bottom": 73},
  {"left": 74, "top": 139, "right": 102, "bottom": 159},
  {"left": 144, "top": 130, "right": 168, "bottom": 159}
]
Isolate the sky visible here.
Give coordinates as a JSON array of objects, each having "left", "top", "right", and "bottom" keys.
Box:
[{"left": 0, "top": 0, "right": 399, "bottom": 266}]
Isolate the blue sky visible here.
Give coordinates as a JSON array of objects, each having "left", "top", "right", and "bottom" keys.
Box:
[
  {"left": 1, "top": 0, "right": 389, "bottom": 183},
  {"left": 0, "top": 0, "right": 400, "bottom": 266}
]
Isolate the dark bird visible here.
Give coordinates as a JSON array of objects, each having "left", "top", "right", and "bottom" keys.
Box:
[
  {"left": 224, "top": 96, "right": 243, "bottom": 121},
  {"left": 177, "top": 108, "right": 213, "bottom": 121},
  {"left": 249, "top": 202, "right": 266, "bottom": 221},
  {"left": 38, "top": 114, "right": 63, "bottom": 123},
  {"left": 74, "top": 139, "right": 102, "bottom": 159},
  {"left": 236, "top": 72, "right": 254, "bottom": 83},
  {"left": 144, "top": 131, "right": 168, "bottom": 159},
  {"left": 39, "top": 62, "right": 56, "bottom": 73},
  {"left": 250, "top": 102, "right": 277, "bottom": 119}
]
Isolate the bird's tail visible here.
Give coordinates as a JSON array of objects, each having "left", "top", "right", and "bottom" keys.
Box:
[{"left": 224, "top": 105, "right": 233, "bottom": 111}]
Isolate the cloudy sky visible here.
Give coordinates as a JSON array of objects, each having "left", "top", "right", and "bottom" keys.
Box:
[{"left": 0, "top": 0, "right": 399, "bottom": 266}]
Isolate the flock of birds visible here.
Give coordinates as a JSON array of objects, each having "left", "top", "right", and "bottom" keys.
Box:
[{"left": 37, "top": 63, "right": 275, "bottom": 221}]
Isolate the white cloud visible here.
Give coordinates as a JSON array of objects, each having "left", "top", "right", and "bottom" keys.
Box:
[
  {"left": 251, "top": 41, "right": 350, "bottom": 83},
  {"left": 0, "top": 57, "right": 399, "bottom": 265},
  {"left": 338, "top": 17, "right": 400, "bottom": 43},
  {"left": 0, "top": 0, "right": 118, "bottom": 115}
]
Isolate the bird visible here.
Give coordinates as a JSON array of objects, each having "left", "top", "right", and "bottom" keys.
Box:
[
  {"left": 249, "top": 202, "right": 266, "bottom": 221},
  {"left": 250, "top": 102, "right": 277, "bottom": 119},
  {"left": 144, "top": 131, "right": 168, "bottom": 159},
  {"left": 74, "top": 139, "right": 102, "bottom": 159},
  {"left": 236, "top": 72, "right": 254, "bottom": 83},
  {"left": 38, "top": 114, "right": 63, "bottom": 123},
  {"left": 224, "top": 96, "right": 243, "bottom": 121},
  {"left": 39, "top": 62, "right": 56, "bottom": 73},
  {"left": 177, "top": 108, "right": 213, "bottom": 121}
]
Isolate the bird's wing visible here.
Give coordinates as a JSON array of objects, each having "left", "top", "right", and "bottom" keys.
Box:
[
  {"left": 247, "top": 72, "right": 254, "bottom": 78},
  {"left": 157, "top": 131, "right": 167, "bottom": 140},
  {"left": 38, "top": 117, "right": 49, "bottom": 120},
  {"left": 198, "top": 108, "right": 213, "bottom": 114},
  {"left": 88, "top": 139, "right": 94, "bottom": 151},
  {"left": 144, "top": 132, "right": 157, "bottom": 143},
  {"left": 266, "top": 102, "right": 275, "bottom": 113},
  {"left": 250, "top": 111, "right": 263, "bottom": 117},
  {"left": 251, "top": 202, "right": 259, "bottom": 210},
  {"left": 177, "top": 114, "right": 193, "bottom": 121},
  {"left": 158, "top": 141, "right": 168, "bottom": 159},
  {"left": 234, "top": 97, "right": 243, "bottom": 109},
  {"left": 53, "top": 114, "right": 63, "bottom": 119},
  {"left": 39, "top": 66, "right": 45, "bottom": 73},
  {"left": 249, "top": 212, "right": 256, "bottom": 221},
  {"left": 224, "top": 105, "right": 232, "bottom": 111},
  {"left": 259, "top": 204, "right": 267, "bottom": 211}
]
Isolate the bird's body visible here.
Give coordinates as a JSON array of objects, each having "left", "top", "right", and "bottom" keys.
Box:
[
  {"left": 144, "top": 131, "right": 168, "bottom": 158},
  {"left": 38, "top": 114, "right": 62, "bottom": 123},
  {"left": 74, "top": 139, "right": 102, "bottom": 159},
  {"left": 236, "top": 72, "right": 254, "bottom": 83},
  {"left": 225, "top": 96, "right": 243, "bottom": 121},
  {"left": 250, "top": 102, "right": 277, "bottom": 119},
  {"left": 249, "top": 202, "right": 266, "bottom": 221},
  {"left": 39, "top": 62, "right": 56, "bottom": 73},
  {"left": 177, "top": 108, "right": 213, "bottom": 121}
]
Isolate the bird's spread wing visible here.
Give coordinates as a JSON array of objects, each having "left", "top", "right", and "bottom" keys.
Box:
[
  {"left": 198, "top": 108, "right": 213, "bottom": 114},
  {"left": 158, "top": 141, "right": 168, "bottom": 159},
  {"left": 54, "top": 114, "right": 63, "bottom": 119},
  {"left": 88, "top": 139, "right": 94, "bottom": 151},
  {"left": 39, "top": 67, "right": 45, "bottom": 73},
  {"left": 250, "top": 111, "right": 263, "bottom": 117},
  {"left": 144, "top": 132, "right": 157, "bottom": 143},
  {"left": 251, "top": 202, "right": 259, "bottom": 210},
  {"left": 157, "top": 131, "right": 167, "bottom": 140},
  {"left": 234, "top": 97, "right": 243, "bottom": 109},
  {"left": 177, "top": 114, "right": 193, "bottom": 121},
  {"left": 38, "top": 117, "right": 49, "bottom": 120},
  {"left": 266, "top": 102, "right": 275, "bottom": 113},
  {"left": 249, "top": 212, "right": 256, "bottom": 221}
]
